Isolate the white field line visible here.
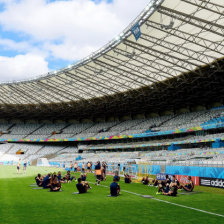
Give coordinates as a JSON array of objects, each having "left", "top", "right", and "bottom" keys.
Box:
[{"left": 89, "top": 182, "right": 224, "bottom": 218}]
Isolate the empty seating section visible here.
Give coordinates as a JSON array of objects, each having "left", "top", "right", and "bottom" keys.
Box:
[
  {"left": 52, "top": 123, "right": 93, "bottom": 138},
  {"left": 0, "top": 108, "right": 223, "bottom": 139},
  {"left": 202, "top": 116, "right": 224, "bottom": 126},
  {"left": 59, "top": 146, "right": 78, "bottom": 153},
  {"left": 0, "top": 143, "right": 65, "bottom": 162},
  {"left": 0, "top": 123, "right": 13, "bottom": 132},
  {"left": 0, "top": 107, "right": 224, "bottom": 164},
  {"left": 49, "top": 147, "right": 224, "bottom": 166},
  {"left": 0, "top": 144, "right": 12, "bottom": 155},
  {"left": 157, "top": 108, "right": 224, "bottom": 131},
  {"left": 26, "top": 123, "right": 67, "bottom": 139}
]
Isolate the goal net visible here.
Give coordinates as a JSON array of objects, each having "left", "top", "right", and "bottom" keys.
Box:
[{"left": 37, "top": 158, "right": 50, "bottom": 167}]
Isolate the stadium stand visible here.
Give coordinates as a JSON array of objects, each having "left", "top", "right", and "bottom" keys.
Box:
[
  {"left": 0, "top": 0, "right": 223, "bottom": 172},
  {"left": 0, "top": 107, "right": 223, "bottom": 140},
  {"left": 0, "top": 106, "right": 223, "bottom": 167}
]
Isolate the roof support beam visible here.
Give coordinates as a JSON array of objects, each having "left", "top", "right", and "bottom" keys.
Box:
[
  {"left": 145, "top": 20, "right": 224, "bottom": 57},
  {"left": 159, "top": 6, "right": 224, "bottom": 37}
]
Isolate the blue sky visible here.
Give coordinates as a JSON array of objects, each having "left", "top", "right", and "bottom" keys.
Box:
[{"left": 0, "top": 0, "right": 149, "bottom": 82}]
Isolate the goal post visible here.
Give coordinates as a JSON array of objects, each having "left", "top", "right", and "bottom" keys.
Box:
[{"left": 37, "top": 158, "right": 50, "bottom": 167}]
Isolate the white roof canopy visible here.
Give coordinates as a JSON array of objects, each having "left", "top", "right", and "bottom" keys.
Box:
[{"left": 0, "top": 0, "right": 223, "bottom": 105}]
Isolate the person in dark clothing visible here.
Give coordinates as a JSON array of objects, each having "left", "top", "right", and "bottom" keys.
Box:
[
  {"left": 50, "top": 174, "right": 61, "bottom": 192},
  {"left": 171, "top": 175, "right": 180, "bottom": 187},
  {"left": 152, "top": 178, "right": 159, "bottom": 186},
  {"left": 110, "top": 178, "right": 120, "bottom": 196},
  {"left": 81, "top": 173, "right": 87, "bottom": 181},
  {"left": 162, "top": 182, "right": 178, "bottom": 196},
  {"left": 95, "top": 161, "right": 102, "bottom": 185},
  {"left": 42, "top": 174, "right": 51, "bottom": 189},
  {"left": 124, "top": 174, "right": 132, "bottom": 183},
  {"left": 179, "top": 176, "right": 194, "bottom": 192},
  {"left": 165, "top": 175, "right": 171, "bottom": 184},
  {"left": 102, "top": 162, "right": 107, "bottom": 180},
  {"left": 157, "top": 175, "right": 172, "bottom": 192},
  {"left": 63, "top": 170, "right": 75, "bottom": 183},
  {"left": 142, "top": 176, "right": 149, "bottom": 185},
  {"left": 35, "top": 174, "right": 43, "bottom": 187},
  {"left": 113, "top": 171, "right": 120, "bottom": 182},
  {"left": 57, "top": 171, "right": 62, "bottom": 182},
  {"left": 76, "top": 178, "right": 90, "bottom": 194}
]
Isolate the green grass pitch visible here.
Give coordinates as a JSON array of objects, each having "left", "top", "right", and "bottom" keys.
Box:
[{"left": 0, "top": 166, "right": 223, "bottom": 224}]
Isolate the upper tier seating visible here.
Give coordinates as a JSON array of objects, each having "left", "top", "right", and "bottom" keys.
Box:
[{"left": 0, "top": 107, "right": 223, "bottom": 140}]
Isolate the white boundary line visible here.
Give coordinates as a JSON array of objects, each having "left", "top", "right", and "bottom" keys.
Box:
[{"left": 90, "top": 182, "right": 224, "bottom": 218}]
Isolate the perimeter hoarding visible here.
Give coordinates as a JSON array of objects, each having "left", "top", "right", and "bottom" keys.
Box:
[{"left": 199, "top": 177, "right": 224, "bottom": 189}]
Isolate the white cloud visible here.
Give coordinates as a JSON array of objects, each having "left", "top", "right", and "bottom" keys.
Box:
[
  {"left": 0, "top": 54, "right": 49, "bottom": 82},
  {"left": 0, "top": 0, "right": 149, "bottom": 81},
  {"left": 0, "top": 37, "right": 32, "bottom": 52}
]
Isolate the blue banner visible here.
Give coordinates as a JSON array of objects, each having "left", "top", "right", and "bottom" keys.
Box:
[{"left": 131, "top": 22, "right": 141, "bottom": 41}]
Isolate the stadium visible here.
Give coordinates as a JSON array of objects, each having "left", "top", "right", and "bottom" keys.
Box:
[{"left": 0, "top": 0, "right": 224, "bottom": 223}]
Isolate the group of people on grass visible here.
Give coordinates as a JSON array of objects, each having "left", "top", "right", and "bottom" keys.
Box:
[
  {"left": 35, "top": 172, "right": 62, "bottom": 191},
  {"left": 141, "top": 175, "right": 194, "bottom": 196},
  {"left": 69, "top": 161, "right": 93, "bottom": 173},
  {"left": 35, "top": 170, "right": 89, "bottom": 192},
  {"left": 34, "top": 160, "right": 194, "bottom": 197}
]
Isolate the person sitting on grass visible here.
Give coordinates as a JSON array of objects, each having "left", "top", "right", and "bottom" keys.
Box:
[
  {"left": 179, "top": 176, "right": 194, "bottom": 192},
  {"left": 50, "top": 173, "right": 61, "bottom": 192},
  {"left": 142, "top": 176, "right": 149, "bottom": 185},
  {"left": 171, "top": 175, "right": 180, "bottom": 187},
  {"left": 110, "top": 177, "right": 120, "bottom": 196},
  {"left": 157, "top": 175, "right": 171, "bottom": 193},
  {"left": 165, "top": 175, "right": 171, "bottom": 184},
  {"left": 113, "top": 171, "right": 120, "bottom": 182},
  {"left": 76, "top": 178, "right": 90, "bottom": 194},
  {"left": 57, "top": 171, "right": 65, "bottom": 183},
  {"left": 157, "top": 181, "right": 169, "bottom": 194},
  {"left": 81, "top": 173, "right": 87, "bottom": 181},
  {"left": 162, "top": 182, "right": 178, "bottom": 197},
  {"left": 124, "top": 174, "right": 132, "bottom": 183},
  {"left": 149, "top": 178, "right": 159, "bottom": 186},
  {"left": 43, "top": 173, "right": 51, "bottom": 189},
  {"left": 64, "top": 170, "right": 75, "bottom": 183},
  {"left": 35, "top": 174, "right": 43, "bottom": 187}
]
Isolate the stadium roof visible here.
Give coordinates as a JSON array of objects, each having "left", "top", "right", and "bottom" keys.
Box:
[{"left": 0, "top": 0, "right": 224, "bottom": 119}]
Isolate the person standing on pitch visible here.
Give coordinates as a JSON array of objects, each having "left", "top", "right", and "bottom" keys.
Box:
[
  {"left": 82, "top": 162, "right": 85, "bottom": 173},
  {"left": 23, "top": 160, "right": 27, "bottom": 174},
  {"left": 70, "top": 161, "right": 73, "bottom": 171},
  {"left": 17, "top": 159, "right": 21, "bottom": 174},
  {"left": 74, "top": 162, "right": 77, "bottom": 172}
]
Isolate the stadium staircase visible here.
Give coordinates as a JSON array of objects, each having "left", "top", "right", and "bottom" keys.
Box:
[
  {"left": 48, "top": 123, "right": 71, "bottom": 138},
  {"left": 8, "top": 123, "right": 16, "bottom": 131},
  {"left": 34, "top": 145, "right": 46, "bottom": 155},
  {"left": 156, "top": 115, "right": 177, "bottom": 129},
  {"left": 23, "top": 124, "right": 45, "bottom": 138},
  {"left": 57, "top": 146, "right": 70, "bottom": 154},
  {"left": 120, "top": 120, "right": 147, "bottom": 133},
  {"left": 72, "top": 123, "right": 96, "bottom": 137},
  {"left": 5, "top": 144, "right": 15, "bottom": 154}
]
